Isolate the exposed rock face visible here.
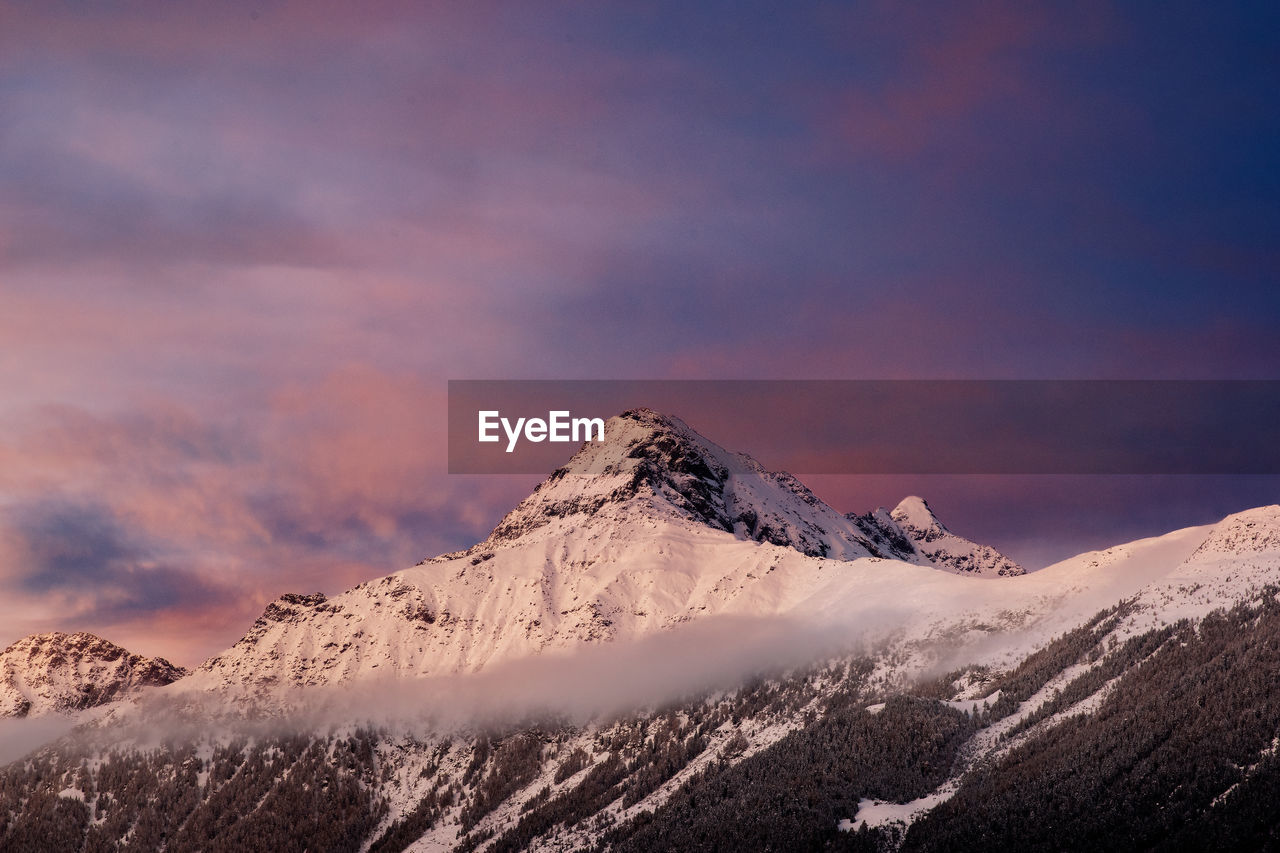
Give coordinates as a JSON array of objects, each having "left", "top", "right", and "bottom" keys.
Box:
[
  {"left": 477, "top": 408, "right": 884, "bottom": 560},
  {"left": 847, "top": 507, "right": 933, "bottom": 564},
  {"left": 0, "top": 632, "right": 187, "bottom": 718},
  {"left": 1188, "top": 504, "right": 1280, "bottom": 560}
]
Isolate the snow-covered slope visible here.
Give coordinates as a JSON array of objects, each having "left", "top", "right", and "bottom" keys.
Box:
[
  {"left": 180, "top": 408, "right": 1273, "bottom": 702},
  {"left": 187, "top": 410, "right": 1022, "bottom": 692},
  {"left": 887, "top": 496, "right": 1025, "bottom": 577},
  {"left": 1119, "top": 504, "right": 1280, "bottom": 628},
  {"left": 0, "top": 632, "right": 186, "bottom": 718},
  {"left": 190, "top": 521, "right": 891, "bottom": 691},
  {"left": 11, "top": 506, "right": 1280, "bottom": 852}
]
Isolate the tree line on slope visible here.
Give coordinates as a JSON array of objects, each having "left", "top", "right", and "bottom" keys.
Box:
[
  {"left": 0, "top": 732, "right": 384, "bottom": 853},
  {"left": 17, "top": 589, "right": 1280, "bottom": 853},
  {"left": 903, "top": 588, "right": 1280, "bottom": 851}
]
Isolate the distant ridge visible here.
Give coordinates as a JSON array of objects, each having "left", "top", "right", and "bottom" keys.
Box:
[{"left": 0, "top": 631, "right": 186, "bottom": 718}]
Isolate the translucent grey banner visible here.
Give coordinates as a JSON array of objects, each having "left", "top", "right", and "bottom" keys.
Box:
[{"left": 447, "top": 380, "right": 1280, "bottom": 475}]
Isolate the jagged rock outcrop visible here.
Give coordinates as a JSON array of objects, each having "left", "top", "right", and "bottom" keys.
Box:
[
  {"left": 0, "top": 632, "right": 186, "bottom": 718},
  {"left": 889, "top": 496, "right": 1026, "bottom": 577}
]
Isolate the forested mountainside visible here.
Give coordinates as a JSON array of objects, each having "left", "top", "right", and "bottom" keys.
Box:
[{"left": 5, "top": 584, "right": 1280, "bottom": 851}]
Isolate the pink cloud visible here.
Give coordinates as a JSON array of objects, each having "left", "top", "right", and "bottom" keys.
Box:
[{"left": 0, "top": 367, "right": 537, "bottom": 665}]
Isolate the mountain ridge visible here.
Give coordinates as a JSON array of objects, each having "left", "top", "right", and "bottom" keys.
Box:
[
  {"left": 0, "top": 631, "right": 186, "bottom": 718},
  {"left": 185, "top": 410, "right": 1030, "bottom": 692}
]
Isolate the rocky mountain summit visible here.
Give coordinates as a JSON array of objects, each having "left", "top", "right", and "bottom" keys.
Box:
[
  {"left": 0, "top": 632, "right": 186, "bottom": 718},
  {"left": 887, "top": 495, "right": 1026, "bottom": 577},
  {"left": 471, "top": 408, "right": 887, "bottom": 560}
]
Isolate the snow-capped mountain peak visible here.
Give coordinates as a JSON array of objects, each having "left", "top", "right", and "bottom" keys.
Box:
[
  {"left": 471, "top": 408, "right": 881, "bottom": 561},
  {"left": 185, "top": 411, "right": 1037, "bottom": 694},
  {"left": 890, "top": 496, "right": 948, "bottom": 537},
  {"left": 0, "top": 632, "right": 186, "bottom": 718},
  {"left": 890, "top": 496, "right": 1025, "bottom": 577}
]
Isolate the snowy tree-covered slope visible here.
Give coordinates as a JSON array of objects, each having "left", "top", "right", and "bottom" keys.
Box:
[
  {"left": 0, "top": 633, "right": 185, "bottom": 718},
  {"left": 6, "top": 502, "right": 1279, "bottom": 853}
]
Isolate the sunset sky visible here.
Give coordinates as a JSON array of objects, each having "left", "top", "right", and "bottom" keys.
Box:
[{"left": 1, "top": 1, "right": 1277, "bottom": 664}]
